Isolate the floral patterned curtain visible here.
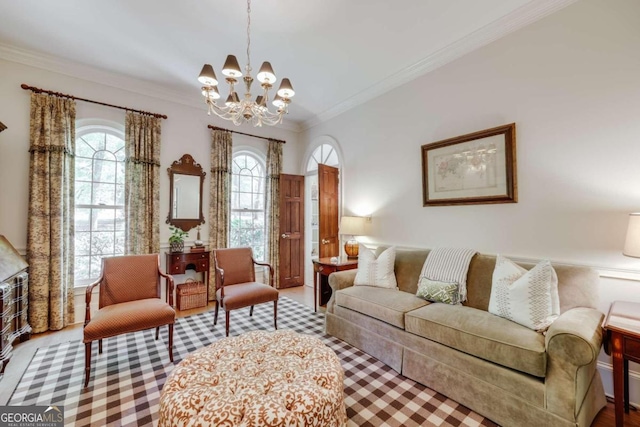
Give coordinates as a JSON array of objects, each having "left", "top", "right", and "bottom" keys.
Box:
[
  {"left": 208, "top": 128, "right": 232, "bottom": 299},
  {"left": 27, "top": 93, "right": 76, "bottom": 333},
  {"left": 124, "top": 112, "right": 161, "bottom": 254},
  {"left": 266, "top": 139, "right": 283, "bottom": 288}
]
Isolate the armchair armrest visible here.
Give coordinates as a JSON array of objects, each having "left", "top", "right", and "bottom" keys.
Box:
[
  {"left": 326, "top": 270, "right": 358, "bottom": 313},
  {"left": 544, "top": 306, "right": 604, "bottom": 419},
  {"left": 159, "top": 270, "right": 174, "bottom": 306},
  {"left": 545, "top": 307, "right": 603, "bottom": 366},
  {"left": 253, "top": 259, "right": 274, "bottom": 287},
  {"left": 84, "top": 278, "right": 102, "bottom": 326}
]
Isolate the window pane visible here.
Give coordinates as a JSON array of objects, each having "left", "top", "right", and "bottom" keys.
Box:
[
  {"left": 75, "top": 231, "right": 91, "bottom": 255},
  {"left": 93, "top": 183, "right": 115, "bottom": 205},
  {"left": 91, "top": 231, "right": 115, "bottom": 256},
  {"left": 115, "top": 208, "right": 125, "bottom": 231},
  {"left": 106, "top": 133, "right": 124, "bottom": 153},
  {"left": 232, "top": 174, "right": 239, "bottom": 192},
  {"left": 114, "top": 231, "right": 125, "bottom": 255},
  {"left": 76, "top": 158, "right": 93, "bottom": 181},
  {"left": 82, "top": 132, "right": 106, "bottom": 152},
  {"left": 239, "top": 175, "right": 251, "bottom": 192},
  {"left": 75, "top": 256, "right": 91, "bottom": 281},
  {"left": 90, "top": 256, "right": 103, "bottom": 279},
  {"left": 76, "top": 139, "right": 96, "bottom": 158},
  {"left": 239, "top": 192, "right": 251, "bottom": 209},
  {"left": 75, "top": 208, "right": 91, "bottom": 232},
  {"left": 115, "top": 184, "right": 125, "bottom": 206},
  {"left": 75, "top": 182, "right": 92, "bottom": 205},
  {"left": 326, "top": 149, "right": 339, "bottom": 166},
  {"left": 94, "top": 208, "right": 115, "bottom": 231},
  {"left": 115, "top": 161, "right": 125, "bottom": 184},
  {"left": 93, "top": 158, "right": 116, "bottom": 182},
  {"left": 253, "top": 193, "right": 263, "bottom": 210}
]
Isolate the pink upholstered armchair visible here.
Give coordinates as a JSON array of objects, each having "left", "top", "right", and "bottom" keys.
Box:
[
  {"left": 213, "top": 247, "right": 278, "bottom": 337},
  {"left": 83, "top": 254, "right": 175, "bottom": 387}
]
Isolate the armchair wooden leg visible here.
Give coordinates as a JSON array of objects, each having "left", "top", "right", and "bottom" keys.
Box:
[
  {"left": 250, "top": 305, "right": 254, "bottom": 316},
  {"left": 84, "top": 342, "right": 92, "bottom": 388},
  {"left": 98, "top": 339, "right": 102, "bottom": 354},
  {"left": 274, "top": 300, "right": 278, "bottom": 330},
  {"left": 214, "top": 301, "right": 219, "bottom": 326},
  {"left": 168, "top": 324, "right": 174, "bottom": 363},
  {"left": 155, "top": 327, "right": 160, "bottom": 340},
  {"left": 225, "top": 311, "right": 230, "bottom": 337}
]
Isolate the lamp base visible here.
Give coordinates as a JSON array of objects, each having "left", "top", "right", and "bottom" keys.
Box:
[{"left": 344, "top": 239, "right": 359, "bottom": 259}]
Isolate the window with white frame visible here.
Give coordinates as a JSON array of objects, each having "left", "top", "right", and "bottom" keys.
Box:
[
  {"left": 230, "top": 151, "right": 266, "bottom": 261},
  {"left": 74, "top": 127, "right": 125, "bottom": 285}
]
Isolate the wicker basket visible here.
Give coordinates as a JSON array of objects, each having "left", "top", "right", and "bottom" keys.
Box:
[{"left": 176, "top": 279, "right": 207, "bottom": 311}]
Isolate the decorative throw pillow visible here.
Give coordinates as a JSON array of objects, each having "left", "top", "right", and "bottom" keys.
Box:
[
  {"left": 488, "top": 255, "right": 560, "bottom": 332},
  {"left": 353, "top": 245, "right": 397, "bottom": 289},
  {"left": 416, "top": 278, "right": 460, "bottom": 305}
]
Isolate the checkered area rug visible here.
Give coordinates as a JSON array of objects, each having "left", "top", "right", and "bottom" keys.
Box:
[{"left": 9, "top": 297, "right": 497, "bottom": 427}]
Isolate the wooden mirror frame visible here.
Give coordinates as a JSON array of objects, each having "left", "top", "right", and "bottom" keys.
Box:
[{"left": 166, "top": 154, "right": 206, "bottom": 232}]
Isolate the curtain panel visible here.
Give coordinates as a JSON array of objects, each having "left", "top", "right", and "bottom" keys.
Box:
[
  {"left": 124, "top": 112, "right": 161, "bottom": 255},
  {"left": 208, "top": 128, "right": 232, "bottom": 299},
  {"left": 27, "top": 93, "right": 76, "bottom": 333},
  {"left": 265, "top": 139, "right": 283, "bottom": 288}
]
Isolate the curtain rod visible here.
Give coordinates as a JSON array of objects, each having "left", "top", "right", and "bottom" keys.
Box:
[
  {"left": 20, "top": 84, "right": 168, "bottom": 119},
  {"left": 207, "top": 125, "right": 286, "bottom": 144}
]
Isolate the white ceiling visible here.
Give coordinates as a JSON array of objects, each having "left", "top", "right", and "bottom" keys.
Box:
[{"left": 0, "top": 0, "right": 575, "bottom": 130}]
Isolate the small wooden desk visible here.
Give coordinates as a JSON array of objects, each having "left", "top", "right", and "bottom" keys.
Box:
[
  {"left": 165, "top": 250, "right": 210, "bottom": 308},
  {"left": 312, "top": 257, "right": 358, "bottom": 312},
  {"left": 603, "top": 300, "right": 640, "bottom": 427}
]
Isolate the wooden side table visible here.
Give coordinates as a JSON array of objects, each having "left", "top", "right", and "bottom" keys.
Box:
[
  {"left": 165, "top": 250, "right": 210, "bottom": 308},
  {"left": 603, "top": 300, "right": 640, "bottom": 427},
  {"left": 312, "top": 257, "right": 358, "bottom": 312}
]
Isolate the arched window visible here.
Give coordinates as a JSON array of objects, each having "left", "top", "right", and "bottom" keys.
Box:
[
  {"left": 306, "top": 143, "right": 339, "bottom": 173},
  {"left": 74, "top": 127, "right": 125, "bottom": 285},
  {"left": 230, "top": 151, "right": 266, "bottom": 261}
]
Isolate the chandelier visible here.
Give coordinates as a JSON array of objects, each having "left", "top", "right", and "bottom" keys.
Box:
[{"left": 197, "top": 0, "right": 295, "bottom": 127}]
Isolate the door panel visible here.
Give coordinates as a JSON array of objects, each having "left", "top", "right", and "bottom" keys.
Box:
[
  {"left": 279, "top": 174, "right": 304, "bottom": 288},
  {"left": 318, "top": 164, "right": 339, "bottom": 258}
]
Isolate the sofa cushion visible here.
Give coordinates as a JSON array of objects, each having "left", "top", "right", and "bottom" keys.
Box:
[
  {"left": 354, "top": 245, "right": 397, "bottom": 289},
  {"left": 405, "top": 304, "right": 547, "bottom": 377},
  {"left": 335, "top": 287, "right": 430, "bottom": 329}
]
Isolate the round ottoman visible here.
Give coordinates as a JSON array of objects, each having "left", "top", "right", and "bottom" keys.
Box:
[{"left": 159, "top": 330, "right": 347, "bottom": 427}]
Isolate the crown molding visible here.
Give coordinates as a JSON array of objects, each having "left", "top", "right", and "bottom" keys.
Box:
[
  {"left": 0, "top": 43, "right": 302, "bottom": 133},
  {"left": 301, "top": 0, "right": 579, "bottom": 131}
]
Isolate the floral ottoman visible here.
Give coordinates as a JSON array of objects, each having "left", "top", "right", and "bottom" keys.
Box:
[{"left": 159, "top": 330, "right": 347, "bottom": 427}]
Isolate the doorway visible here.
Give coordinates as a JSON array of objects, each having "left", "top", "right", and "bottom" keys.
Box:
[{"left": 304, "top": 141, "right": 341, "bottom": 286}]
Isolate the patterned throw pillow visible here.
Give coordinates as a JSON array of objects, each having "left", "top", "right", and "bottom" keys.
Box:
[
  {"left": 488, "top": 255, "right": 560, "bottom": 332},
  {"left": 354, "top": 245, "right": 397, "bottom": 289},
  {"left": 416, "top": 278, "right": 460, "bottom": 305}
]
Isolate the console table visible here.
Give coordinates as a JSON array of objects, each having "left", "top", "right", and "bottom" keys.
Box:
[
  {"left": 312, "top": 257, "right": 358, "bottom": 312},
  {"left": 0, "top": 236, "right": 31, "bottom": 380},
  {"left": 603, "top": 300, "right": 640, "bottom": 427},
  {"left": 165, "top": 250, "right": 210, "bottom": 308}
]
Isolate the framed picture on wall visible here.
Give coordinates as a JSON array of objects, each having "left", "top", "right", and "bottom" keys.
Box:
[{"left": 421, "top": 123, "right": 517, "bottom": 206}]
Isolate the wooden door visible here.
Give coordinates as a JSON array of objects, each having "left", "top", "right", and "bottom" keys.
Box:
[
  {"left": 318, "top": 164, "right": 339, "bottom": 258},
  {"left": 278, "top": 174, "right": 304, "bottom": 288}
]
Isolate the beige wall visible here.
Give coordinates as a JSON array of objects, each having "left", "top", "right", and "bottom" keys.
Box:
[{"left": 300, "top": 0, "right": 640, "bottom": 402}]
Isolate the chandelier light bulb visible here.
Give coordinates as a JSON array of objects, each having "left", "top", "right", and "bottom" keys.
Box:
[
  {"left": 202, "top": 86, "right": 220, "bottom": 100},
  {"left": 272, "top": 94, "right": 285, "bottom": 108}
]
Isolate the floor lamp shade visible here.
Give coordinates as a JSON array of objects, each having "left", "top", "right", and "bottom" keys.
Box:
[
  {"left": 623, "top": 213, "right": 640, "bottom": 258},
  {"left": 340, "top": 216, "right": 367, "bottom": 258}
]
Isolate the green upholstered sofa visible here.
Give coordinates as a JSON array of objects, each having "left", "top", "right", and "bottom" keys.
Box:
[{"left": 325, "top": 247, "right": 606, "bottom": 427}]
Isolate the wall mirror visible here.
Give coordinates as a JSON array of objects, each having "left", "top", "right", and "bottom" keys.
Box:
[{"left": 166, "top": 154, "right": 206, "bottom": 232}]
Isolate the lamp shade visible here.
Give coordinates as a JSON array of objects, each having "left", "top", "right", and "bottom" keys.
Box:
[
  {"left": 202, "top": 86, "right": 220, "bottom": 100},
  {"left": 624, "top": 213, "right": 640, "bottom": 257},
  {"left": 257, "top": 61, "right": 276, "bottom": 84},
  {"left": 222, "top": 55, "right": 243, "bottom": 78},
  {"left": 276, "top": 78, "right": 295, "bottom": 98},
  {"left": 340, "top": 216, "right": 367, "bottom": 236},
  {"left": 198, "top": 64, "right": 218, "bottom": 86}
]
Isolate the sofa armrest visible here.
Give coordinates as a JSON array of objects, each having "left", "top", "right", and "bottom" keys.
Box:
[
  {"left": 544, "top": 307, "right": 604, "bottom": 419},
  {"left": 326, "top": 270, "right": 358, "bottom": 313}
]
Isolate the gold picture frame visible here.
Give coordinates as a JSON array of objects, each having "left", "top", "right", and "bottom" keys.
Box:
[{"left": 422, "top": 123, "right": 517, "bottom": 206}]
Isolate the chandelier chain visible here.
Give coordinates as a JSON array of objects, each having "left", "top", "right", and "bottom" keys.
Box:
[{"left": 246, "top": 0, "right": 251, "bottom": 73}]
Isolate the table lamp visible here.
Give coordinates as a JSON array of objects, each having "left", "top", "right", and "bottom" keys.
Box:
[
  {"left": 623, "top": 213, "right": 640, "bottom": 257},
  {"left": 340, "top": 216, "right": 367, "bottom": 259}
]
